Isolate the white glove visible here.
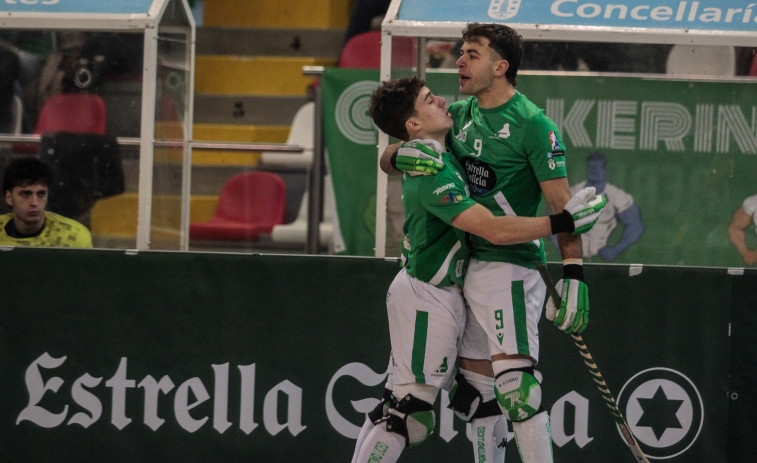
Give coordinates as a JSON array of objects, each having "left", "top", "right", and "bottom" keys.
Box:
[
  {"left": 564, "top": 187, "right": 606, "bottom": 234},
  {"left": 394, "top": 139, "right": 445, "bottom": 176},
  {"left": 545, "top": 264, "right": 589, "bottom": 334}
]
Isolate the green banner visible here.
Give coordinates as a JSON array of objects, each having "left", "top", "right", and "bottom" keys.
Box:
[
  {"left": 1, "top": 247, "right": 754, "bottom": 461},
  {"left": 322, "top": 68, "right": 383, "bottom": 256},
  {"left": 322, "top": 69, "right": 757, "bottom": 266}
]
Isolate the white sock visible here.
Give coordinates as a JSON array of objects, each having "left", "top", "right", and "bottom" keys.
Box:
[
  {"left": 351, "top": 417, "right": 376, "bottom": 463},
  {"left": 469, "top": 414, "right": 508, "bottom": 463},
  {"left": 512, "top": 411, "right": 554, "bottom": 463},
  {"left": 354, "top": 422, "right": 406, "bottom": 463}
]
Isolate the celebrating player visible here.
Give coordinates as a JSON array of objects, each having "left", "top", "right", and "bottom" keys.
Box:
[
  {"left": 353, "top": 73, "right": 604, "bottom": 463},
  {"left": 381, "top": 23, "right": 597, "bottom": 462}
]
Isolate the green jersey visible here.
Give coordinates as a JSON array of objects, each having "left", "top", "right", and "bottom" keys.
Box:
[
  {"left": 402, "top": 151, "right": 477, "bottom": 287},
  {"left": 447, "top": 92, "right": 567, "bottom": 268}
]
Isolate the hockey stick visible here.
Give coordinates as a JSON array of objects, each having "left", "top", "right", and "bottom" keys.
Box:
[{"left": 537, "top": 263, "right": 650, "bottom": 463}]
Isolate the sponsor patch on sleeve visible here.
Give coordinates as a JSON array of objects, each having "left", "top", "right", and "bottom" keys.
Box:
[
  {"left": 441, "top": 192, "right": 465, "bottom": 205},
  {"left": 548, "top": 131, "right": 561, "bottom": 151}
]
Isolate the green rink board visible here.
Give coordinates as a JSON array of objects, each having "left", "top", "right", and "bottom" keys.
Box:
[{"left": 0, "top": 247, "right": 754, "bottom": 462}]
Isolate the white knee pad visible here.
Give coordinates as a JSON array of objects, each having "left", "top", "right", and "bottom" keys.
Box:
[
  {"left": 385, "top": 394, "right": 436, "bottom": 447},
  {"left": 494, "top": 368, "right": 542, "bottom": 422},
  {"left": 512, "top": 410, "right": 554, "bottom": 463}
]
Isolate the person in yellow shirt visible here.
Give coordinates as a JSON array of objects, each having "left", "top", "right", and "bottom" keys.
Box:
[{"left": 1, "top": 156, "right": 92, "bottom": 247}]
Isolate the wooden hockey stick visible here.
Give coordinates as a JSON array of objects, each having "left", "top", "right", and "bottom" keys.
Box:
[{"left": 537, "top": 263, "right": 650, "bottom": 463}]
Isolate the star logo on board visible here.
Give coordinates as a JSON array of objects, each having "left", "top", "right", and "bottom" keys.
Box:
[
  {"left": 617, "top": 367, "right": 704, "bottom": 460},
  {"left": 637, "top": 386, "right": 685, "bottom": 439}
]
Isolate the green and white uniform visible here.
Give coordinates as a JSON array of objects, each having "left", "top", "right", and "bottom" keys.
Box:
[
  {"left": 446, "top": 93, "right": 568, "bottom": 361},
  {"left": 387, "top": 149, "right": 483, "bottom": 390},
  {"left": 356, "top": 148, "right": 498, "bottom": 463}
]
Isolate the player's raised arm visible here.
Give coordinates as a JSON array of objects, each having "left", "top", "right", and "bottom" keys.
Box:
[{"left": 452, "top": 186, "right": 604, "bottom": 245}]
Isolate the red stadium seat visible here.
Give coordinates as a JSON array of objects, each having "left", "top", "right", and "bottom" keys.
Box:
[
  {"left": 189, "top": 171, "right": 287, "bottom": 241},
  {"left": 14, "top": 92, "right": 106, "bottom": 153},
  {"left": 308, "top": 31, "right": 416, "bottom": 91},
  {"left": 35, "top": 93, "right": 107, "bottom": 134},
  {"left": 337, "top": 31, "right": 417, "bottom": 69}
]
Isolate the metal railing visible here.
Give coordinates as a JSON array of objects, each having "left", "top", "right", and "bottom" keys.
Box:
[{"left": 0, "top": 134, "right": 304, "bottom": 153}]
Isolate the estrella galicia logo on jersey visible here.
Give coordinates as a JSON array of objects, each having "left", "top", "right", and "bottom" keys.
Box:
[
  {"left": 548, "top": 131, "right": 561, "bottom": 151},
  {"left": 463, "top": 158, "right": 496, "bottom": 196},
  {"left": 617, "top": 367, "right": 704, "bottom": 460},
  {"left": 488, "top": 0, "right": 521, "bottom": 20}
]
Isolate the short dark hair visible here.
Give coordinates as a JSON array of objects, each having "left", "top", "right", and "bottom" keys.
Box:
[
  {"left": 462, "top": 22, "right": 523, "bottom": 86},
  {"left": 2, "top": 156, "right": 54, "bottom": 194},
  {"left": 369, "top": 76, "right": 426, "bottom": 141}
]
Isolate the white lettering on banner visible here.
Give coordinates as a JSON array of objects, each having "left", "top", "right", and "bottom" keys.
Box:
[
  {"left": 640, "top": 102, "right": 691, "bottom": 151},
  {"left": 326, "top": 362, "right": 464, "bottom": 442},
  {"left": 546, "top": 99, "right": 757, "bottom": 154},
  {"left": 550, "top": 391, "right": 594, "bottom": 448},
  {"left": 15, "top": 352, "right": 68, "bottom": 428},
  {"left": 69, "top": 373, "right": 103, "bottom": 427},
  {"left": 16, "top": 353, "right": 306, "bottom": 436},
  {"left": 212, "top": 363, "right": 232, "bottom": 433},
  {"left": 550, "top": 0, "right": 757, "bottom": 24},
  {"left": 263, "top": 381, "right": 306, "bottom": 436},
  {"left": 326, "top": 362, "right": 388, "bottom": 438},
  {"left": 596, "top": 100, "right": 637, "bottom": 150},
  {"left": 105, "top": 357, "right": 134, "bottom": 430},
  {"left": 238, "top": 363, "right": 258, "bottom": 434},
  {"left": 139, "top": 374, "right": 175, "bottom": 431},
  {"left": 15, "top": 354, "right": 600, "bottom": 450}
]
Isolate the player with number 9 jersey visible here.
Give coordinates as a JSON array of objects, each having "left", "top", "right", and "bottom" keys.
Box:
[{"left": 447, "top": 93, "right": 567, "bottom": 269}]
